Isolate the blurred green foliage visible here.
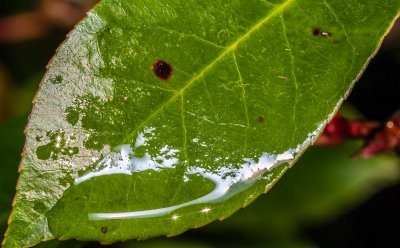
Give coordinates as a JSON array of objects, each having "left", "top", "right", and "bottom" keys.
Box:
[{"left": 0, "top": 116, "right": 25, "bottom": 236}]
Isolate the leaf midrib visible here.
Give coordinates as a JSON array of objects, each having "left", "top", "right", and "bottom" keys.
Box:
[{"left": 119, "top": 0, "right": 295, "bottom": 146}]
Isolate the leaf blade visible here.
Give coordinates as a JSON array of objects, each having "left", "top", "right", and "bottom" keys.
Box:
[{"left": 4, "top": 0, "right": 400, "bottom": 247}]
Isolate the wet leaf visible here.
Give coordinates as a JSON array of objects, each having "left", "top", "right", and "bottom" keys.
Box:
[{"left": 3, "top": 0, "right": 400, "bottom": 247}]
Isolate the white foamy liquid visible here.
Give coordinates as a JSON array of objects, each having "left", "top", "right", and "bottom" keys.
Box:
[{"left": 76, "top": 122, "right": 326, "bottom": 220}]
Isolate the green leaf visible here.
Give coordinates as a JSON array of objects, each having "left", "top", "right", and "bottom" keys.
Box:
[{"left": 3, "top": 0, "right": 400, "bottom": 247}]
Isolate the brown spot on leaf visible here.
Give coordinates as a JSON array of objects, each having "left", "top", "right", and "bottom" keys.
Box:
[
  {"left": 153, "top": 60, "right": 173, "bottom": 80},
  {"left": 257, "top": 115, "right": 265, "bottom": 124},
  {"left": 312, "top": 28, "right": 321, "bottom": 36},
  {"left": 101, "top": 226, "right": 108, "bottom": 234},
  {"left": 312, "top": 27, "right": 332, "bottom": 37}
]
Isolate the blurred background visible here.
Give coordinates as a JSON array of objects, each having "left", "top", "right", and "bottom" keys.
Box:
[{"left": 0, "top": 1, "right": 399, "bottom": 247}]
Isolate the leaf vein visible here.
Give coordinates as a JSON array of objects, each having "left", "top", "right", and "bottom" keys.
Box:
[
  {"left": 233, "top": 52, "right": 250, "bottom": 152},
  {"left": 180, "top": 93, "right": 188, "bottom": 164},
  {"left": 155, "top": 26, "right": 224, "bottom": 49},
  {"left": 323, "top": 0, "right": 356, "bottom": 83},
  {"left": 281, "top": 15, "right": 299, "bottom": 145},
  {"left": 119, "top": 0, "right": 295, "bottom": 145}
]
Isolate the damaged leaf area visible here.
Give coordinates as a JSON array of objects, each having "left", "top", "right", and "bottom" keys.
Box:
[{"left": 3, "top": 0, "right": 400, "bottom": 247}]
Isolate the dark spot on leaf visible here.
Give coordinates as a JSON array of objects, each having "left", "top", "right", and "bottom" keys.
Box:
[
  {"left": 153, "top": 60, "right": 172, "bottom": 80},
  {"left": 50, "top": 75, "right": 63, "bottom": 85},
  {"left": 312, "top": 27, "right": 332, "bottom": 37},
  {"left": 312, "top": 28, "right": 320, "bottom": 36},
  {"left": 257, "top": 115, "right": 265, "bottom": 124},
  {"left": 101, "top": 226, "right": 108, "bottom": 234}
]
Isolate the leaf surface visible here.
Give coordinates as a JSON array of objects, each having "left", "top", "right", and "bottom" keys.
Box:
[{"left": 4, "top": 0, "right": 400, "bottom": 247}]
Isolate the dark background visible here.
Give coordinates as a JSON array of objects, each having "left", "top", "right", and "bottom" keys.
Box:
[{"left": 309, "top": 24, "right": 400, "bottom": 247}]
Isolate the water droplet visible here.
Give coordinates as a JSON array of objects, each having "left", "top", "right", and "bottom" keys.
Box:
[
  {"left": 50, "top": 121, "right": 328, "bottom": 226},
  {"left": 74, "top": 127, "right": 179, "bottom": 184},
  {"left": 35, "top": 130, "right": 79, "bottom": 160},
  {"left": 200, "top": 207, "right": 211, "bottom": 213}
]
